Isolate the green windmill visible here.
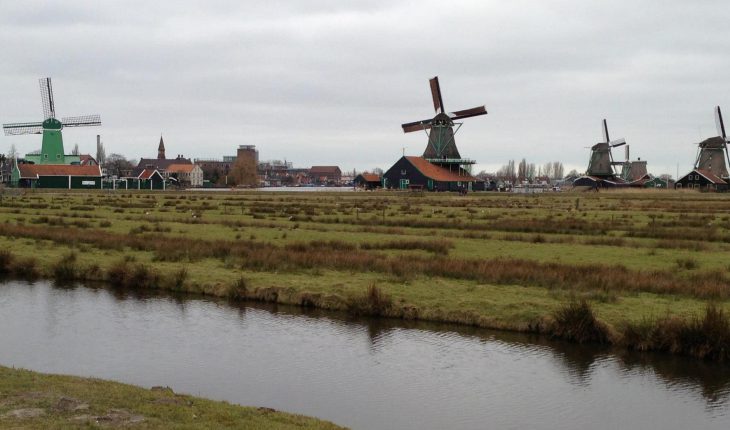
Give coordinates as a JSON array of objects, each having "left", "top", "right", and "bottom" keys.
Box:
[{"left": 3, "top": 77, "right": 101, "bottom": 164}]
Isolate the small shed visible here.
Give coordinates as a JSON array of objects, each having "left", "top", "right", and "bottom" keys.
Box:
[{"left": 354, "top": 173, "right": 382, "bottom": 189}]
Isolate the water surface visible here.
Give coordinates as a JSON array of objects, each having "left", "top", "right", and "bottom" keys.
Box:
[{"left": 1, "top": 280, "right": 728, "bottom": 429}]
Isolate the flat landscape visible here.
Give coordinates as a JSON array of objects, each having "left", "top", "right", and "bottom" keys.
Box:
[{"left": 1, "top": 189, "right": 729, "bottom": 359}]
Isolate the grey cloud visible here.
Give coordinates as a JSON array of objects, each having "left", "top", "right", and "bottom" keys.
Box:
[{"left": 1, "top": 0, "right": 729, "bottom": 174}]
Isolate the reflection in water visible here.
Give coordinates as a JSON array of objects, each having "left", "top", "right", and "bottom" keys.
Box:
[
  {"left": 250, "top": 297, "right": 730, "bottom": 407},
  {"left": 1, "top": 280, "right": 729, "bottom": 430}
]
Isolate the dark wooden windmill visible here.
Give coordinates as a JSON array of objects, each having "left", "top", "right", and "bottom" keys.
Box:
[
  {"left": 586, "top": 119, "right": 627, "bottom": 178},
  {"left": 693, "top": 106, "right": 730, "bottom": 178},
  {"left": 401, "top": 77, "right": 487, "bottom": 170}
]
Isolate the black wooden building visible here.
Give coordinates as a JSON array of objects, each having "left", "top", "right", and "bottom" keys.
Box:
[
  {"left": 675, "top": 169, "right": 729, "bottom": 191},
  {"left": 383, "top": 156, "right": 484, "bottom": 191}
]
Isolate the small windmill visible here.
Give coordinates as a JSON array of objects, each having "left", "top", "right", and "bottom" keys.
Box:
[
  {"left": 585, "top": 119, "right": 627, "bottom": 178},
  {"left": 401, "top": 76, "right": 487, "bottom": 167},
  {"left": 3, "top": 78, "right": 101, "bottom": 164},
  {"left": 693, "top": 106, "right": 730, "bottom": 178}
]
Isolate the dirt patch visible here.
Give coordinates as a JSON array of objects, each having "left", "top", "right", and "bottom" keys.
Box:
[
  {"left": 153, "top": 397, "right": 191, "bottom": 406},
  {"left": 94, "top": 409, "right": 145, "bottom": 426},
  {"left": 2, "top": 408, "right": 46, "bottom": 419},
  {"left": 54, "top": 396, "right": 89, "bottom": 412}
]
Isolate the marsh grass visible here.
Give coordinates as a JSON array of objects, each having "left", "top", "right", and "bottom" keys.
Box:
[
  {"left": 52, "top": 252, "right": 78, "bottom": 282},
  {"left": 346, "top": 284, "right": 393, "bottom": 316},
  {"left": 551, "top": 301, "right": 611, "bottom": 344},
  {"left": 623, "top": 305, "right": 730, "bottom": 361}
]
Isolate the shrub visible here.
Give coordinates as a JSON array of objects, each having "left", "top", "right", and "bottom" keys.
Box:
[
  {"left": 551, "top": 300, "right": 610, "bottom": 344},
  {"left": 0, "top": 250, "right": 13, "bottom": 273},
  {"left": 52, "top": 252, "right": 78, "bottom": 282},
  {"left": 347, "top": 284, "right": 392, "bottom": 316},
  {"left": 226, "top": 277, "right": 248, "bottom": 300},
  {"left": 675, "top": 257, "right": 699, "bottom": 270}
]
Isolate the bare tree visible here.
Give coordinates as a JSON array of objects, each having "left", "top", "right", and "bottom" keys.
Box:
[
  {"left": 552, "top": 161, "right": 564, "bottom": 179},
  {"left": 71, "top": 143, "right": 80, "bottom": 155},
  {"left": 7, "top": 144, "right": 18, "bottom": 160},
  {"left": 105, "top": 153, "right": 134, "bottom": 177},
  {"left": 230, "top": 156, "right": 258, "bottom": 187}
]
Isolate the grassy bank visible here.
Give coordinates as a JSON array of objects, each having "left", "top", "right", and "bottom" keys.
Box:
[
  {"left": 0, "top": 365, "right": 345, "bottom": 429},
  {"left": 1, "top": 189, "right": 730, "bottom": 360}
]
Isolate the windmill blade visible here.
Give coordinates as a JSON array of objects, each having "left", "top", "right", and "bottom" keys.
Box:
[
  {"left": 429, "top": 76, "right": 444, "bottom": 114},
  {"left": 610, "top": 138, "right": 626, "bottom": 148},
  {"left": 450, "top": 106, "right": 487, "bottom": 120},
  {"left": 62, "top": 114, "right": 101, "bottom": 128},
  {"left": 602, "top": 119, "right": 610, "bottom": 143},
  {"left": 3, "top": 121, "right": 44, "bottom": 136},
  {"left": 39, "top": 77, "right": 56, "bottom": 119},
  {"left": 715, "top": 106, "right": 727, "bottom": 139},
  {"left": 401, "top": 119, "right": 433, "bottom": 133}
]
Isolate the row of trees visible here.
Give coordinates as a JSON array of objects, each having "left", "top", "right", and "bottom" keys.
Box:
[{"left": 487, "top": 160, "right": 570, "bottom": 183}]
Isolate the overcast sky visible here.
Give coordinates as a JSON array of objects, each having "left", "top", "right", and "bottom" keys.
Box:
[{"left": 1, "top": 0, "right": 729, "bottom": 175}]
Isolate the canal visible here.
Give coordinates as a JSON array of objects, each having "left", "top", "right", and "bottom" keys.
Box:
[{"left": 1, "top": 280, "right": 728, "bottom": 429}]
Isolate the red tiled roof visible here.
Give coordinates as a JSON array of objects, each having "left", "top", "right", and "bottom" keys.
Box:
[
  {"left": 78, "top": 154, "right": 97, "bottom": 165},
  {"left": 404, "top": 156, "right": 479, "bottom": 182},
  {"left": 358, "top": 173, "right": 380, "bottom": 182},
  {"left": 137, "top": 168, "right": 161, "bottom": 180},
  {"left": 166, "top": 163, "right": 195, "bottom": 174},
  {"left": 310, "top": 166, "right": 341, "bottom": 174},
  {"left": 18, "top": 164, "right": 101, "bottom": 178},
  {"left": 696, "top": 169, "right": 727, "bottom": 184}
]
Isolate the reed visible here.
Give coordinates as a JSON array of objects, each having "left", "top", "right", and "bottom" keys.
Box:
[
  {"left": 346, "top": 284, "right": 393, "bottom": 316},
  {"left": 550, "top": 301, "right": 611, "bottom": 344}
]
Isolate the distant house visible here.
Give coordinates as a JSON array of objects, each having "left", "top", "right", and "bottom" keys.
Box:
[
  {"left": 121, "top": 168, "right": 165, "bottom": 190},
  {"left": 136, "top": 155, "right": 192, "bottom": 172},
  {"left": 77, "top": 154, "right": 98, "bottom": 166},
  {"left": 354, "top": 173, "right": 381, "bottom": 189},
  {"left": 309, "top": 166, "right": 341, "bottom": 184},
  {"left": 675, "top": 169, "right": 729, "bottom": 191},
  {"left": 383, "top": 156, "right": 483, "bottom": 191},
  {"left": 167, "top": 163, "right": 204, "bottom": 187},
  {"left": 12, "top": 164, "right": 102, "bottom": 189}
]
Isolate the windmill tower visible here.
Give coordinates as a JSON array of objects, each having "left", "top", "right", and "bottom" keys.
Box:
[
  {"left": 586, "top": 119, "right": 627, "bottom": 178},
  {"left": 693, "top": 106, "right": 730, "bottom": 178},
  {"left": 401, "top": 76, "right": 487, "bottom": 171},
  {"left": 3, "top": 78, "right": 101, "bottom": 165}
]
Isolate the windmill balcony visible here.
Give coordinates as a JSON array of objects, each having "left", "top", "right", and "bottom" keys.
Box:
[{"left": 425, "top": 158, "right": 476, "bottom": 165}]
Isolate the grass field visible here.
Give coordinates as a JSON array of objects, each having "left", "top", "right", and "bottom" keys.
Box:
[
  {"left": 0, "top": 365, "right": 345, "bottom": 429},
  {"left": 0, "top": 188, "right": 729, "bottom": 360}
]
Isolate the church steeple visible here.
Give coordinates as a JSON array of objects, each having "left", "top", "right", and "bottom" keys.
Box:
[{"left": 158, "top": 135, "right": 166, "bottom": 159}]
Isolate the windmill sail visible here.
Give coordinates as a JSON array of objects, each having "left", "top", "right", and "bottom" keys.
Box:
[
  {"left": 716, "top": 106, "right": 727, "bottom": 139},
  {"left": 3, "top": 121, "right": 44, "bottom": 136},
  {"left": 429, "top": 77, "right": 444, "bottom": 114},
  {"left": 62, "top": 115, "right": 101, "bottom": 128},
  {"left": 39, "top": 77, "right": 56, "bottom": 119}
]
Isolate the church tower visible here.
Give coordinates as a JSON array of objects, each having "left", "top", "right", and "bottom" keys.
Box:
[{"left": 158, "top": 136, "right": 166, "bottom": 159}]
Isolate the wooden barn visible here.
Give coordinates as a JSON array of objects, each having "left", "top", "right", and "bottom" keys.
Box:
[
  {"left": 13, "top": 164, "right": 102, "bottom": 189},
  {"left": 354, "top": 173, "right": 382, "bottom": 189},
  {"left": 383, "top": 156, "right": 483, "bottom": 191},
  {"left": 675, "top": 169, "right": 729, "bottom": 191}
]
